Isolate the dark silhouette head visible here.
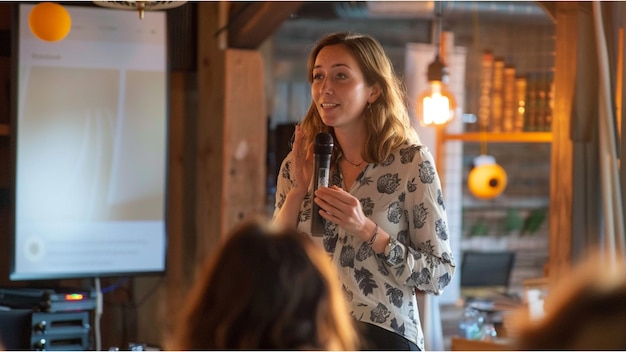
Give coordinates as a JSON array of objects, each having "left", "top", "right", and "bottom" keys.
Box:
[{"left": 167, "top": 219, "right": 359, "bottom": 350}]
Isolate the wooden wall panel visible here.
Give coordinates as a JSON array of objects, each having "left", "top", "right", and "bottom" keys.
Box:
[
  {"left": 161, "top": 71, "right": 192, "bottom": 335},
  {"left": 223, "top": 49, "right": 267, "bottom": 232},
  {"left": 548, "top": 2, "right": 578, "bottom": 284}
]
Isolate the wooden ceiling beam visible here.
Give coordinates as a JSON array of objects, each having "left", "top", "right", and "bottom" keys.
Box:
[
  {"left": 228, "top": 2, "right": 303, "bottom": 49},
  {"left": 536, "top": 1, "right": 557, "bottom": 23}
]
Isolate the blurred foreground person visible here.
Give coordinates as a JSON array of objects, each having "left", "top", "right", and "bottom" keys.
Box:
[
  {"left": 166, "top": 219, "right": 360, "bottom": 350},
  {"left": 514, "top": 251, "right": 626, "bottom": 350}
]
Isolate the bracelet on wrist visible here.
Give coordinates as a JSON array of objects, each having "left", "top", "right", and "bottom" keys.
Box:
[{"left": 365, "top": 223, "right": 379, "bottom": 247}]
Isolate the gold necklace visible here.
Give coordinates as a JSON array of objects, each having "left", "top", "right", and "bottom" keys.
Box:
[{"left": 342, "top": 154, "right": 363, "bottom": 168}]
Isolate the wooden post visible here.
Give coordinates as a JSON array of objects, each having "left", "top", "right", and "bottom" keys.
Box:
[
  {"left": 196, "top": 1, "right": 228, "bottom": 262},
  {"left": 223, "top": 49, "right": 267, "bottom": 231},
  {"left": 195, "top": 2, "right": 267, "bottom": 263},
  {"left": 548, "top": 2, "right": 579, "bottom": 284}
]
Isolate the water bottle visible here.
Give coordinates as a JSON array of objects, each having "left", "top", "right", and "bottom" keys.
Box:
[{"left": 458, "top": 306, "right": 484, "bottom": 340}]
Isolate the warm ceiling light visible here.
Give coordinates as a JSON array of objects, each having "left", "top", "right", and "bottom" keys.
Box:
[
  {"left": 415, "top": 1, "right": 456, "bottom": 127},
  {"left": 416, "top": 55, "right": 456, "bottom": 126}
]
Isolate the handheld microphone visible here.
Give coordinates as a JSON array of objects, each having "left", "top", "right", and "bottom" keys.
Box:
[{"left": 311, "top": 132, "right": 333, "bottom": 236}]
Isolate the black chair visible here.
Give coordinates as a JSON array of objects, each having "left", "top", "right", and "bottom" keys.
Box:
[
  {"left": 460, "top": 251, "right": 516, "bottom": 295},
  {"left": 459, "top": 251, "right": 518, "bottom": 333}
]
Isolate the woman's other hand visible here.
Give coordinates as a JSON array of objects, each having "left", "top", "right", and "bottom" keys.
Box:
[{"left": 313, "top": 185, "right": 370, "bottom": 239}]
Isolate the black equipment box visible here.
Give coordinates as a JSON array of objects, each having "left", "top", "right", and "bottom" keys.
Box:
[
  {"left": 0, "top": 287, "right": 96, "bottom": 312},
  {"left": 0, "top": 288, "right": 94, "bottom": 350},
  {"left": 31, "top": 311, "right": 91, "bottom": 350}
]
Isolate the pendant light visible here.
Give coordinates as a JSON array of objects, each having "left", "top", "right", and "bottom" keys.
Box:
[
  {"left": 468, "top": 154, "right": 508, "bottom": 200},
  {"left": 416, "top": 1, "right": 456, "bottom": 126},
  {"left": 29, "top": 2, "right": 72, "bottom": 42}
]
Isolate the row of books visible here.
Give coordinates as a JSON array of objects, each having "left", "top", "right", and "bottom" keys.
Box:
[{"left": 470, "top": 50, "right": 553, "bottom": 133}]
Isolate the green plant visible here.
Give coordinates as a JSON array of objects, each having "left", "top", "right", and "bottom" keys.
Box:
[
  {"left": 469, "top": 218, "right": 490, "bottom": 237},
  {"left": 521, "top": 208, "right": 547, "bottom": 235},
  {"left": 503, "top": 208, "right": 524, "bottom": 234}
]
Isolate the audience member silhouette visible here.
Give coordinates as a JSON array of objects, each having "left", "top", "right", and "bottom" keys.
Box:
[
  {"left": 166, "top": 219, "right": 360, "bottom": 350},
  {"left": 514, "top": 251, "right": 626, "bottom": 350}
]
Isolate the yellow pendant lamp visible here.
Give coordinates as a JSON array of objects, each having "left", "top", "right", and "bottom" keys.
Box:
[
  {"left": 29, "top": 2, "right": 72, "bottom": 42},
  {"left": 468, "top": 155, "right": 507, "bottom": 200}
]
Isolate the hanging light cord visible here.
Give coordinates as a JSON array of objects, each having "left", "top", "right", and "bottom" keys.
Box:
[
  {"left": 434, "top": 1, "right": 443, "bottom": 58},
  {"left": 470, "top": 2, "right": 488, "bottom": 155}
]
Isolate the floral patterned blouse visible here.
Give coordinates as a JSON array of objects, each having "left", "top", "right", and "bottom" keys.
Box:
[{"left": 274, "top": 142, "right": 456, "bottom": 350}]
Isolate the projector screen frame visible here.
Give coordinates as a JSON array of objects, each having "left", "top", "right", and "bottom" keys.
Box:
[{"left": 9, "top": 3, "right": 170, "bottom": 281}]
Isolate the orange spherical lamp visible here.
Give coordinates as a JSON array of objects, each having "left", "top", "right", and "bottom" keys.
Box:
[
  {"left": 468, "top": 155, "right": 508, "bottom": 200},
  {"left": 29, "top": 2, "right": 72, "bottom": 42}
]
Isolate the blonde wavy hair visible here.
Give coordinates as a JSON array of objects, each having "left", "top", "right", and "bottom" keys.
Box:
[{"left": 300, "top": 32, "right": 420, "bottom": 164}]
